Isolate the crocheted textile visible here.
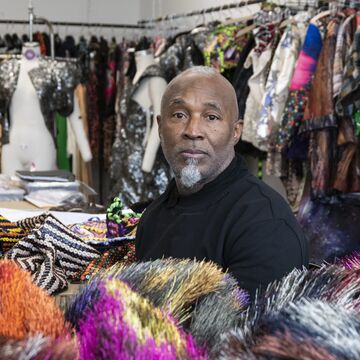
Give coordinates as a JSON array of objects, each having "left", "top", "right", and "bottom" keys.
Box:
[
  {"left": 6, "top": 213, "right": 100, "bottom": 294},
  {"left": 0, "top": 215, "right": 28, "bottom": 255}
]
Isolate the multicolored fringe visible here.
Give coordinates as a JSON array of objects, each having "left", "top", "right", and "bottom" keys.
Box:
[
  {"left": 68, "top": 278, "right": 206, "bottom": 359},
  {"left": 0, "top": 260, "right": 68, "bottom": 340},
  {"left": 100, "top": 259, "right": 249, "bottom": 355},
  {"left": 220, "top": 264, "right": 360, "bottom": 359},
  {"left": 338, "top": 251, "right": 360, "bottom": 270}
]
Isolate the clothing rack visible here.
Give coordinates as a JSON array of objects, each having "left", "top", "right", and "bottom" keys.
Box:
[
  {"left": 137, "top": 0, "right": 262, "bottom": 24},
  {"left": 0, "top": 19, "right": 150, "bottom": 30}
]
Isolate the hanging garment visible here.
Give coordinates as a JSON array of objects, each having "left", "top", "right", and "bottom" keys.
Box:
[
  {"left": 256, "top": 22, "right": 304, "bottom": 175},
  {"left": 158, "top": 30, "right": 210, "bottom": 83},
  {"left": 103, "top": 40, "right": 120, "bottom": 171},
  {"left": 334, "top": 17, "right": 360, "bottom": 193},
  {"left": 276, "top": 22, "right": 323, "bottom": 153},
  {"left": 87, "top": 38, "right": 101, "bottom": 158},
  {"left": 56, "top": 113, "right": 71, "bottom": 171},
  {"left": 241, "top": 24, "right": 277, "bottom": 150},
  {"left": 333, "top": 13, "right": 356, "bottom": 98},
  {"left": 204, "top": 24, "right": 252, "bottom": 77},
  {"left": 302, "top": 19, "right": 339, "bottom": 199},
  {"left": 110, "top": 65, "right": 171, "bottom": 207},
  {"left": 0, "top": 58, "right": 80, "bottom": 144},
  {"left": 297, "top": 182, "right": 360, "bottom": 265}
]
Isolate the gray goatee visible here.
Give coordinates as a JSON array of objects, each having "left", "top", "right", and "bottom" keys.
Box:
[{"left": 180, "top": 158, "right": 201, "bottom": 188}]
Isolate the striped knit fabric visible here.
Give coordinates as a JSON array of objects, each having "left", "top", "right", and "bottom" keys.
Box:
[
  {"left": 16, "top": 213, "right": 47, "bottom": 232},
  {"left": 5, "top": 214, "right": 100, "bottom": 295},
  {"left": 0, "top": 215, "right": 28, "bottom": 255}
]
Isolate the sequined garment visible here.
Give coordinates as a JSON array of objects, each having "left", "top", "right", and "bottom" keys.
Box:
[
  {"left": 158, "top": 30, "right": 209, "bottom": 82},
  {"left": 241, "top": 24, "right": 278, "bottom": 150},
  {"left": 0, "top": 57, "right": 80, "bottom": 144},
  {"left": 110, "top": 65, "right": 170, "bottom": 206}
]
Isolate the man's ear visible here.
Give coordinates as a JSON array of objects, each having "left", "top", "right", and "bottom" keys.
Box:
[
  {"left": 233, "top": 120, "right": 243, "bottom": 145},
  {"left": 157, "top": 115, "right": 162, "bottom": 135}
]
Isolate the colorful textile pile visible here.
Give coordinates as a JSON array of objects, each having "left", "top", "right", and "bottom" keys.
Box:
[
  {"left": 220, "top": 264, "right": 360, "bottom": 359},
  {"left": 72, "top": 279, "right": 206, "bottom": 359},
  {"left": 95, "top": 259, "right": 249, "bottom": 355},
  {"left": 106, "top": 196, "right": 142, "bottom": 239}
]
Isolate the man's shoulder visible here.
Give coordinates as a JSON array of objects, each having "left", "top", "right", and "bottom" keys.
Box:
[{"left": 228, "top": 172, "right": 295, "bottom": 223}]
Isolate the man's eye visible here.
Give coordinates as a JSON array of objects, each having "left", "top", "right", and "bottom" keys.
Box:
[
  {"left": 207, "top": 114, "right": 219, "bottom": 121},
  {"left": 173, "top": 113, "right": 185, "bottom": 119}
]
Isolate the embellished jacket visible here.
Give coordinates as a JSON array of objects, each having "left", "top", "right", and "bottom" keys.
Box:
[{"left": 0, "top": 57, "right": 80, "bottom": 144}]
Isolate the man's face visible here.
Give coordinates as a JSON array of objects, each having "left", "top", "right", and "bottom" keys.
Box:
[{"left": 158, "top": 73, "right": 242, "bottom": 189}]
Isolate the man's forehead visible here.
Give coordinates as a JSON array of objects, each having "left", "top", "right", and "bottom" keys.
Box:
[{"left": 164, "top": 76, "right": 229, "bottom": 102}]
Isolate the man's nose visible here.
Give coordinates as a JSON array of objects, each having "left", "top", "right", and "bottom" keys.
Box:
[{"left": 183, "top": 116, "right": 204, "bottom": 140}]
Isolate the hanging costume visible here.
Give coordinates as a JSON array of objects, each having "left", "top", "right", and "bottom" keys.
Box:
[{"left": 110, "top": 64, "right": 171, "bottom": 206}]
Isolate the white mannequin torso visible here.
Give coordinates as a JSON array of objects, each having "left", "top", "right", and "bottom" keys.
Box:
[
  {"left": 1, "top": 42, "right": 92, "bottom": 176},
  {"left": 131, "top": 50, "right": 167, "bottom": 173},
  {"left": 1, "top": 42, "right": 57, "bottom": 174}
]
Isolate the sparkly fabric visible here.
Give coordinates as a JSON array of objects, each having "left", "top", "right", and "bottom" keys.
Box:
[
  {"left": 242, "top": 24, "right": 278, "bottom": 150},
  {"left": 110, "top": 65, "right": 171, "bottom": 206},
  {"left": 0, "top": 57, "right": 80, "bottom": 144},
  {"left": 158, "top": 30, "right": 209, "bottom": 82},
  {"left": 256, "top": 23, "right": 303, "bottom": 175}
]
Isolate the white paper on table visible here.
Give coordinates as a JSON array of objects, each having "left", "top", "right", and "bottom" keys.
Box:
[{"left": 0, "top": 207, "right": 106, "bottom": 225}]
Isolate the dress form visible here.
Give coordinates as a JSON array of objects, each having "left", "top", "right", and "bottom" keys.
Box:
[
  {"left": 1, "top": 42, "right": 57, "bottom": 174},
  {"left": 131, "top": 49, "right": 167, "bottom": 173}
]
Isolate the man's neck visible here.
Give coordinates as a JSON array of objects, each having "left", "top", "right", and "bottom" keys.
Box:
[{"left": 175, "top": 180, "right": 205, "bottom": 196}]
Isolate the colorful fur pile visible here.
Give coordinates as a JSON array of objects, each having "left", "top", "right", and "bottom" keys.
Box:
[
  {"left": 219, "top": 265, "right": 360, "bottom": 359},
  {"left": 99, "top": 258, "right": 249, "bottom": 355}
]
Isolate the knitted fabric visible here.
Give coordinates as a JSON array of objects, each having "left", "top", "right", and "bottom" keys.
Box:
[
  {"left": 6, "top": 213, "right": 100, "bottom": 294},
  {"left": 0, "top": 215, "right": 29, "bottom": 255},
  {"left": 77, "top": 241, "right": 136, "bottom": 282}
]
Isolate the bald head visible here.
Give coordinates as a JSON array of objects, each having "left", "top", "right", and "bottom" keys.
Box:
[{"left": 161, "top": 66, "right": 239, "bottom": 122}]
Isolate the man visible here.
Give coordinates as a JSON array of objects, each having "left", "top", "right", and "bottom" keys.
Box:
[{"left": 135, "top": 66, "right": 308, "bottom": 298}]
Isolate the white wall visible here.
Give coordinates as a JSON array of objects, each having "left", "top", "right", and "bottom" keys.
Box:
[
  {"left": 0, "top": 0, "right": 144, "bottom": 39},
  {"left": 139, "top": 0, "right": 260, "bottom": 24},
  {"left": 0, "top": 0, "right": 260, "bottom": 39}
]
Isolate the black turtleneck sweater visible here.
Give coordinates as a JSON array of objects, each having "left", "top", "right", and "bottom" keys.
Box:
[{"left": 135, "top": 154, "right": 308, "bottom": 298}]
